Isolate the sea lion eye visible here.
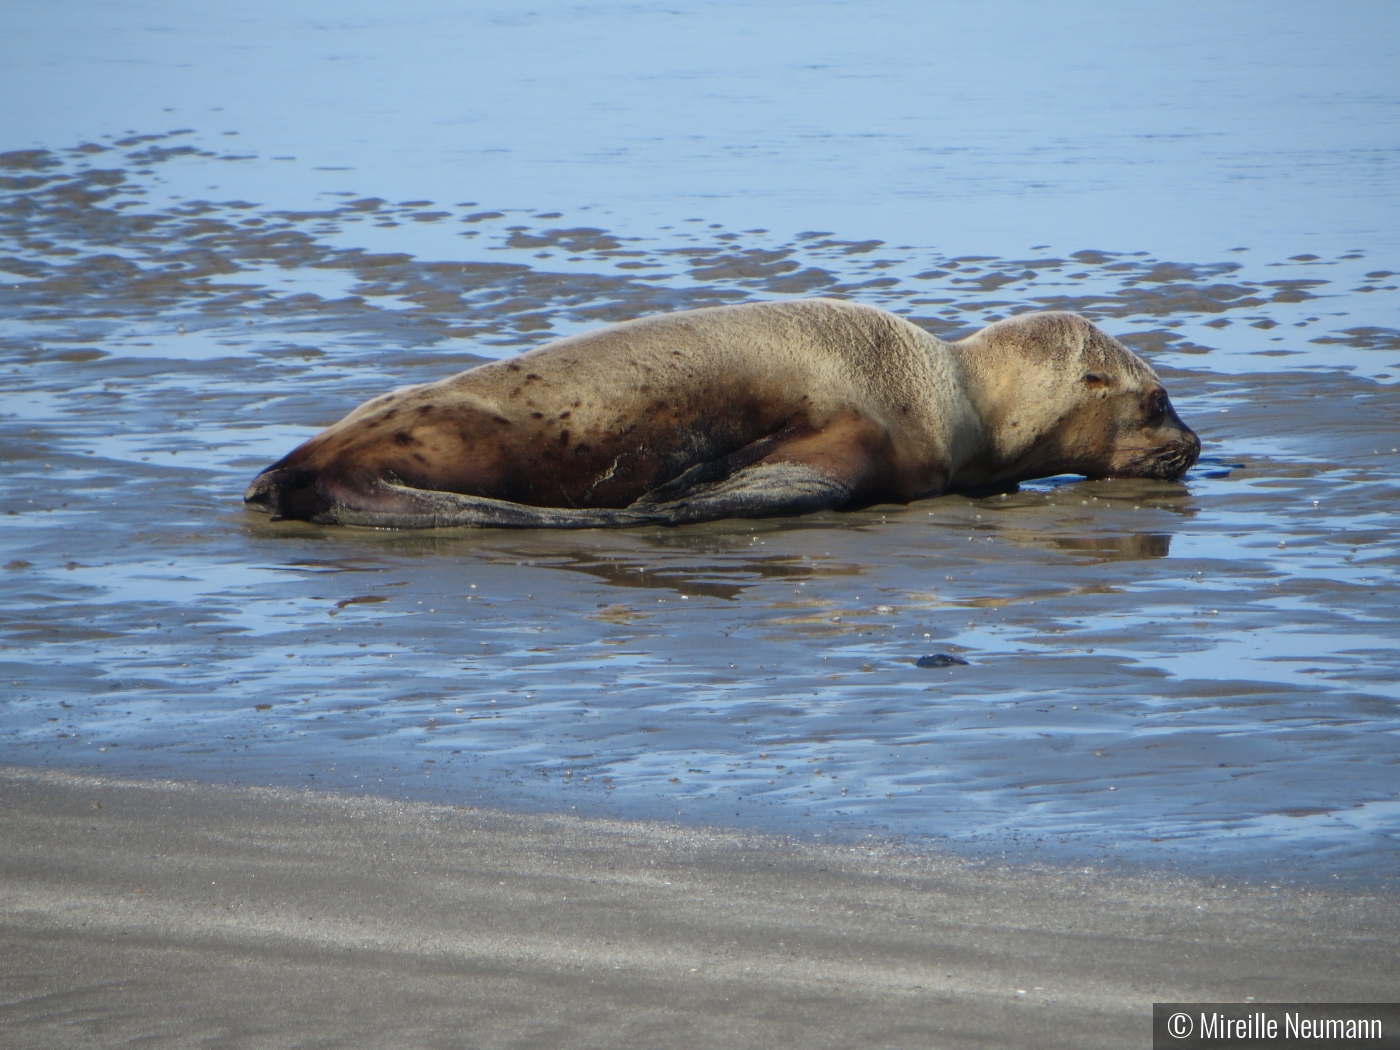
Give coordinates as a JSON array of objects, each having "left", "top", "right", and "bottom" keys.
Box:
[
  {"left": 1147, "top": 391, "right": 1169, "bottom": 417},
  {"left": 1083, "top": 371, "right": 1109, "bottom": 388}
]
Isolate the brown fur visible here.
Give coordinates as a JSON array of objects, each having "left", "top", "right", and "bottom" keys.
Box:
[{"left": 244, "top": 300, "right": 1199, "bottom": 528}]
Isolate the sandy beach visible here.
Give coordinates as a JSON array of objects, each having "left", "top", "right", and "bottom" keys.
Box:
[{"left": 2, "top": 766, "right": 1396, "bottom": 1049}]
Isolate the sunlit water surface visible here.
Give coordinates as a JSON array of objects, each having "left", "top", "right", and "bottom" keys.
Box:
[{"left": 2, "top": 1, "right": 1398, "bottom": 885}]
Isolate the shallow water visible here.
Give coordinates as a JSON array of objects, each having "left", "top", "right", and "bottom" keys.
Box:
[{"left": 2, "top": 1, "right": 1398, "bottom": 885}]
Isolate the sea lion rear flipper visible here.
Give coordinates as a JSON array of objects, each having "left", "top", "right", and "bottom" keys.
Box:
[
  {"left": 630, "top": 461, "right": 854, "bottom": 524},
  {"left": 325, "top": 483, "right": 661, "bottom": 529}
]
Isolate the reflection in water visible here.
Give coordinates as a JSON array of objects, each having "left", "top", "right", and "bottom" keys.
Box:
[
  {"left": 1051, "top": 534, "right": 1173, "bottom": 560},
  {"left": 557, "top": 551, "right": 863, "bottom": 601}
]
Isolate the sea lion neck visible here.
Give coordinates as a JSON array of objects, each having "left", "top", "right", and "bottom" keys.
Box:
[{"left": 944, "top": 337, "right": 1049, "bottom": 461}]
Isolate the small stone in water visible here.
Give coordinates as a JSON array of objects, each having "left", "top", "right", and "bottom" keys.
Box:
[{"left": 917, "top": 653, "right": 969, "bottom": 668}]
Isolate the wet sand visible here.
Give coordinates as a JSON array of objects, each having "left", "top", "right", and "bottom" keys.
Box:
[{"left": 2, "top": 766, "right": 1397, "bottom": 1049}]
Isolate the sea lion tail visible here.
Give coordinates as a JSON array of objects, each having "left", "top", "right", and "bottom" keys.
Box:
[{"left": 243, "top": 466, "right": 332, "bottom": 521}]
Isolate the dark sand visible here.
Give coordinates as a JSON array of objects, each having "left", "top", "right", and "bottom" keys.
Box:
[{"left": 2, "top": 767, "right": 1396, "bottom": 1049}]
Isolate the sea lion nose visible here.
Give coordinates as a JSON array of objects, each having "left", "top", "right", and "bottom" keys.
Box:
[
  {"left": 1165, "top": 401, "right": 1200, "bottom": 459},
  {"left": 1167, "top": 418, "right": 1201, "bottom": 479},
  {"left": 1177, "top": 412, "right": 1201, "bottom": 461}
]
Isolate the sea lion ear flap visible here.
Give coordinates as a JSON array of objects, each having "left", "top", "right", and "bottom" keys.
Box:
[{"left": 1082, "top": 371, "right": 1111, "bottom": 388}]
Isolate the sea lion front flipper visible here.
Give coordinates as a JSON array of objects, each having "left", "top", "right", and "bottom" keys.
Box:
[
  {"left": 630, "top": 461, "right": 854, "bottom": 524},
  {"left": 628, "top": 411, "right": 890, "bottom": 525}
]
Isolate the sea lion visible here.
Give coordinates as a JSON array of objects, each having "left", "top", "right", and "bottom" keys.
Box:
[{"left": 243, "top": 299, "right": 1200, "bottom": 528}]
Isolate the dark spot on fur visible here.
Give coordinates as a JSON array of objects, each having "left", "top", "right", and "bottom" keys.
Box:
[
  {"left": 558, "top": 411, "right": 571, "bottom": 420},
  {"left": 507, "top": 362, "right": 521, "bottom": 372},
  {"left": 531, "top": 411, "right": 544, "bottom": 419},
  {"left": 526, "top": 373, "right": 541, "bottom": 381},
  {"left": 574, "top": 443, "right": 591, "bottom": 455},
  {"left": 394, "top": 431, "right": 414, "bottom": 446},
  {"left": 417, "top": 404, "right": 433, "bottom": 413},
  {"left": 559, "top": 430, "right": 570, "bottom": 446},
  {"left": 510, "top": 388, "right": 521, "bottom": 398},
  {"left": 412, "top": 453, "right": 427, "bottom": 464}
]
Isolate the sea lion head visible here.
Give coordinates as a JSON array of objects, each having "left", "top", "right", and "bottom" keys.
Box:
[{"left": 955, "top": 312, "right": 1201, "bottom": 485}]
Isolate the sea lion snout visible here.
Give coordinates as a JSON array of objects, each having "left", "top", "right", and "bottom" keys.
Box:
[
  {"left": 1104, "top": 389, "right": 1201, "bottom": 480},
  {"left": 1138, "top": 425, "right": 1201, "bottom": 480},
  {"left": 1153, "top": 400, "right": 1201, "bottom": 480}
]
